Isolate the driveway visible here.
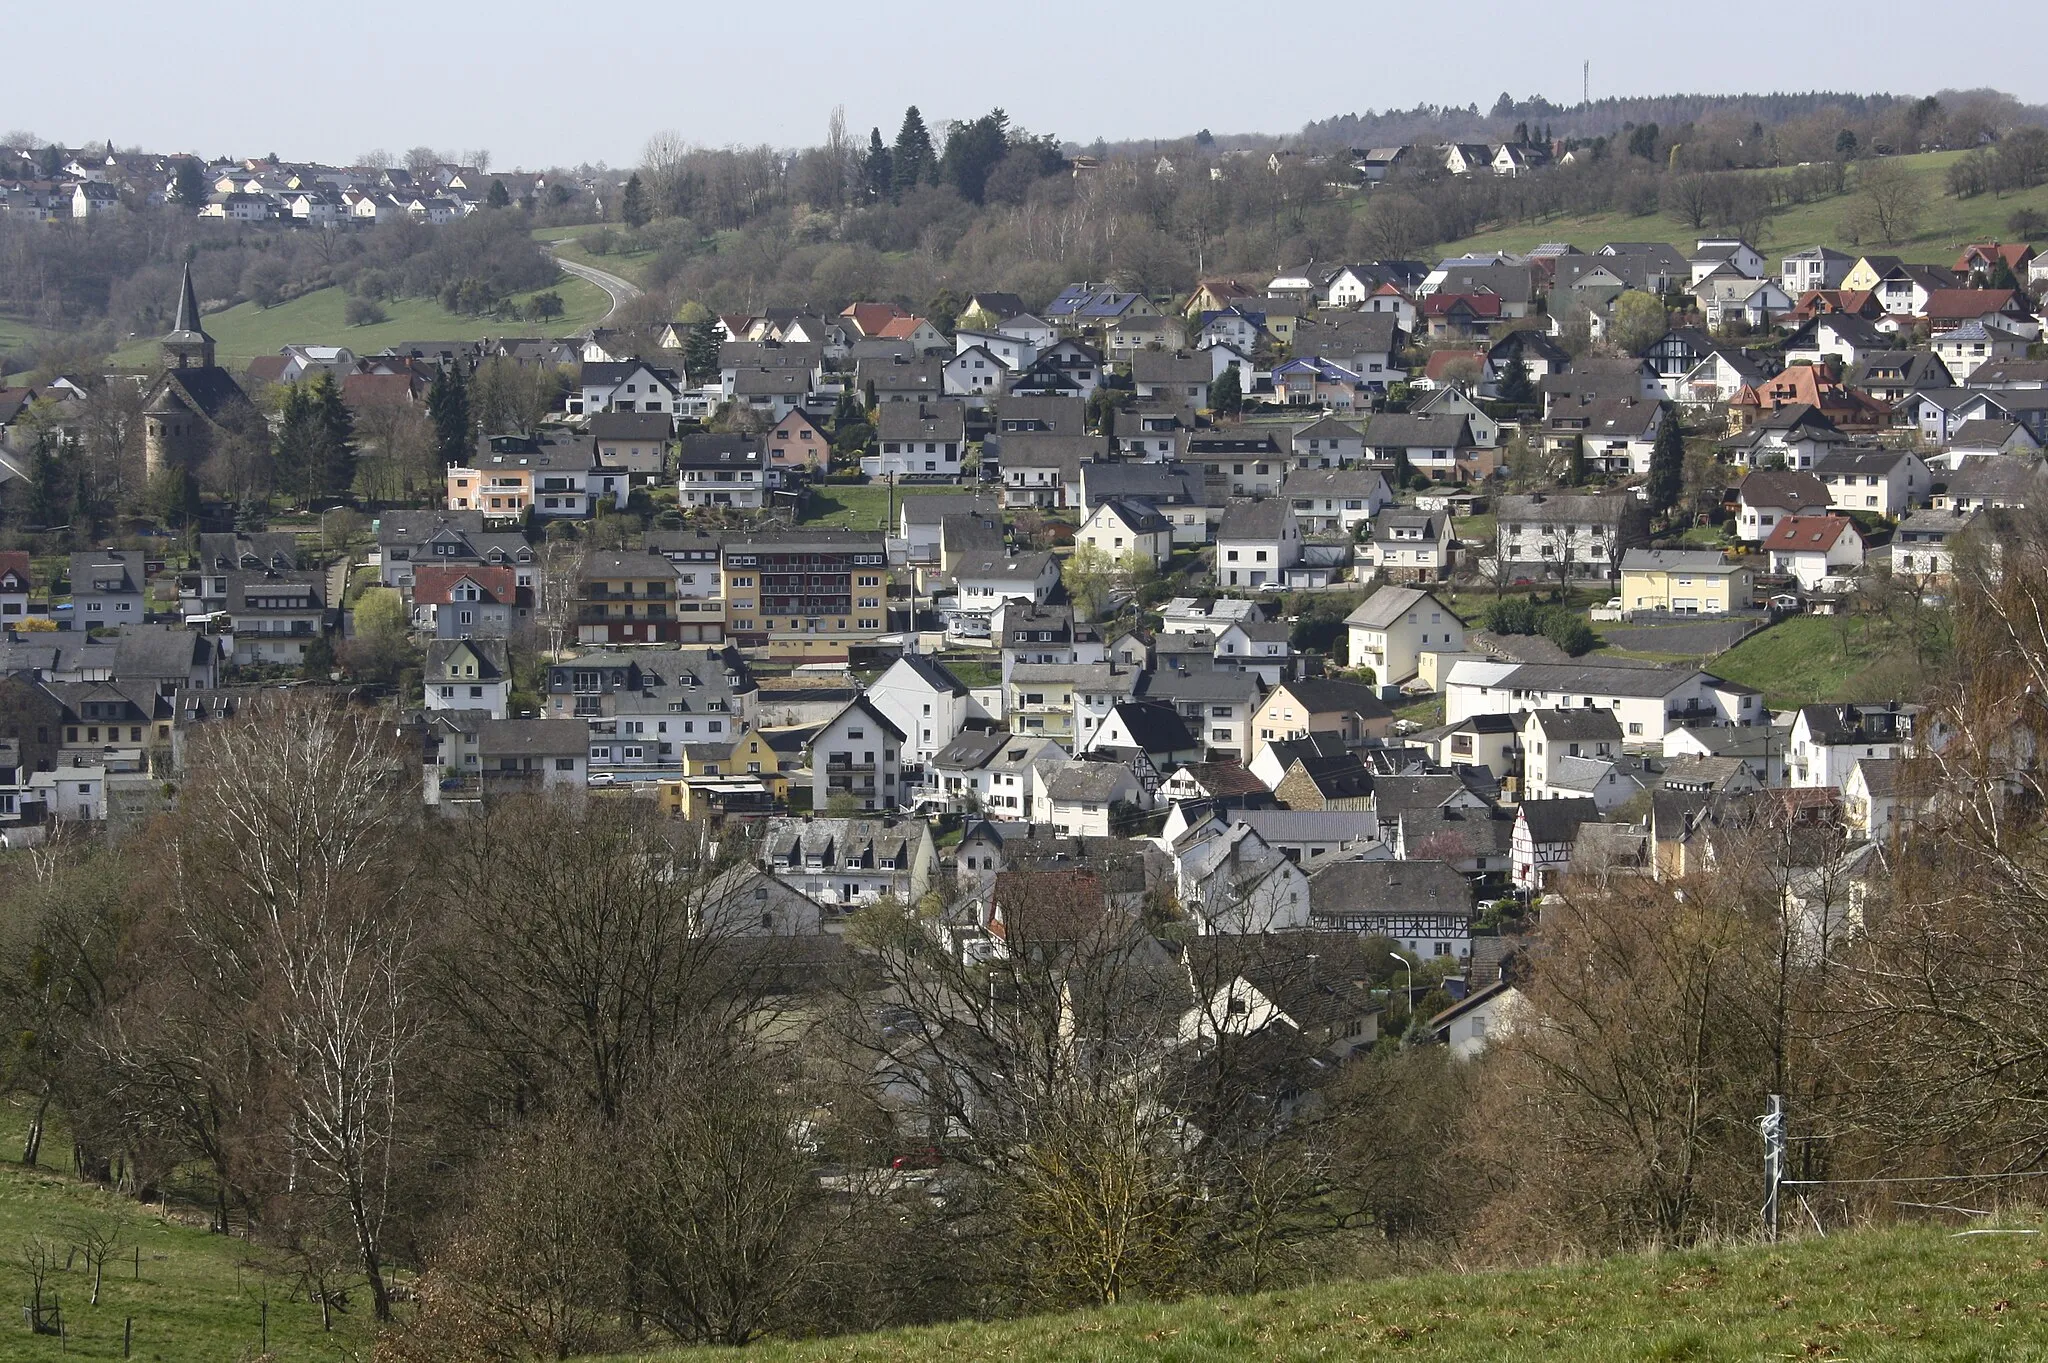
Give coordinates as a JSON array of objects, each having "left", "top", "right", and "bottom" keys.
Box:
[{"left": 546, "top": 249, "right": 642, "bottom": 325}]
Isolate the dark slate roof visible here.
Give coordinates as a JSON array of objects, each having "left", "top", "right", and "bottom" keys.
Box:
[
  {"left": 1275, "top": 677, "right": 1393, "bottom": 720},
  {"left": 1107, "top": 699, "right": 1198, "bottom": 754},
  {"left": 1306, "top": 858, "right": 1474, "bottom": 915},
  {"left": 890, "top": 653, "right": 969, "bottom": 698},
  {"left": 162, "top": 366, "right": 254, "bottom": 422},
  {"left": 1518, "top": 796, "right": 1600, "bottom": 844},
  {"left": 1286, "top": 752, "right": 1375, "bottom": 801},
  {"left": 1217, "top": 497, "right": 1292, "bottom": 540}
]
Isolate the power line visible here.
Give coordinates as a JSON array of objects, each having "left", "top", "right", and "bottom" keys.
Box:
[{"left": 1781, "top": 1169, "right": 2048, "bottom": 1187}]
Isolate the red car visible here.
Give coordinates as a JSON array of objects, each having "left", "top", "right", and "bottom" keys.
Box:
[{"left": 890, "top": 1146, "right": 943, "bottom": 1171}]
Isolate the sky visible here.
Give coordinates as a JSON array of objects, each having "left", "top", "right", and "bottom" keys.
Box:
[{"left": 9, "top": 2, "right": 2045, "bottom": 171}]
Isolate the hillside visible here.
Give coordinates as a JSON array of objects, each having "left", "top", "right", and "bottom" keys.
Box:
[
  {"left": 1431, "top": 149, "right": 2048, "bottom": 259},
  {"left": 0, "top": 1103, "right": 372, "bottom": 1361},
  {"left": 623, "top": 1221, "right": 2048, "bottom": 1363},
  {"left": 102, "top": 272, "right": 611, "bottom": 371}
]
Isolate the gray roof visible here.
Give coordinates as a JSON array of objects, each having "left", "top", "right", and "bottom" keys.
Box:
[
  {"left": 1344, "top": 585, "right": 1451, "bottom": 630},
  {"left": 1138, "top": 668, "right": 1263, "bottom": 704},
  {"left": 1282, "top": 467, "right": 1391, "bottom": 501},
  {"left": 1363, "top": 411, "right": 1471, "bottom": 450},
  {"left": 1217, "top": 498, "right": 1293, "bottom": 541},
  {"left": 1618, "top": 549, "right": 1742, "bottom": 574},
  {"left": 878, "top": 400, "right": 967, "bottom": 442},
  {"left": 1501, "top": 663, "right": 1700, "bottom": 698},
  {"left": 1528, "top": 707, "right": 1625, "bottom": 742},
  {"left": 1045, "top": 761, "right": 1139, "bottom": 803},
  {"left": 1497, "top": 491, "right": 1636, "bottom": 525},
  {"left": 477, "top": 718, "right": 587, "bottom": 758}
]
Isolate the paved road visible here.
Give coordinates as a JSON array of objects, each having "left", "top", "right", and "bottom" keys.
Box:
[{"left": 547, "top": 249, "right": 642, "bottom": 325}]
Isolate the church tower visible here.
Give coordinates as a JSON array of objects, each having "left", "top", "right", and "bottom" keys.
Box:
[
  {"left": 145, "top": 264, "right": 252, "bottom": 481},
  {"left": 160, "top": 263, "right": 215, "bottom": 370}
]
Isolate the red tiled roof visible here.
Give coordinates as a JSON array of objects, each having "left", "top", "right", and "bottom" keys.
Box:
[
  {"left": 841, "top": 301, "right": 912, "bottom": 337},
  {"left": 244, "top": 355, "right": 289, "bottom": 384},
  {"left": 1921, "top": 288, "right": 2022, "bottom": 320},
  {"left": 341, "top": 372, "right": 421, "bottom": 407},
  {"left": 1954, "top": 242, "right": 2034, "bottom": 272},
  {"left": 410, "top": 564, "right": 518, "bottom": 606},
  {"left": 1762, "top": 514, "right": 1857, "bottom": 553},
  {"left": 874, "top": 315, "right": 931, "bottom": 340},
  {"left": 1423, "top": 349, "right": 1488, "bottom": 381},
  {"left": 0, "top": 551, "right": 29, "bottom": 588},
  {"left": 1421, "top": 292, "right": 1504, "bottom": 319}
]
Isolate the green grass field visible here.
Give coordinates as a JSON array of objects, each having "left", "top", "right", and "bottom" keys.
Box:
[
  {"left": 622, "top": 1219, "right": 2048, "bottom": 1363},
  {"left": 0, "top": 1102, "right": 374, "bottom": 1362},
  {"left": 105, "top": 274, "right": 611, "bottom": 371},
  {"left": 1431, "top": 149, "right": 2048, "bottom": 260},
  {"left": 1708, "top": 613, "right": 1917, "bottom": 710},
  {"left": 800, "top": 483, "right": 966, "bottom": 532}
]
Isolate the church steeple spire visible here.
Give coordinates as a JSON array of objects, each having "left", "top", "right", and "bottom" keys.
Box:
[{"left": 161, "top": 263, "right": 214, "bottom": 369}]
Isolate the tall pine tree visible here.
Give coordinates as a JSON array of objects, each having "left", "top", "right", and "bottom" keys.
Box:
[
  {"left": 309, "top": 371, "right": 357, "bottom": 496},
  {"left": 682, "top": 320, "right": 720, "bottom": 386},
  {"left": 863, "top": 128, "right": 893, "bottom": 202},
  {"left": 892, "top": 107, "right": 936, "bottom": 196},
  {"left": 1646, "top": 406, "right": 1685, "bottom": 517},
  {"left": 427, "top": 365, "right": 473, "bottom": 467},
  {"left": 621, "top": 173, "right": 648, "bottom": 227}
]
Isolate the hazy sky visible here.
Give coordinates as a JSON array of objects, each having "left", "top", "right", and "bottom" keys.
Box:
[{"left": 12, "top": 2, "right": 2045, "bottom": 170}]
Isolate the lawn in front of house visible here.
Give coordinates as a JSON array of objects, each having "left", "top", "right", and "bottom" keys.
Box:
[{"left": 799, "top": 483, "right": 967, "bottom": 532}]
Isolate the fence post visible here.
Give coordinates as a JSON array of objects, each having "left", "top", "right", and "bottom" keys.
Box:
[
  {"left": 124, "top": 1316, "right": 132, "bottom": 1358},
  {"left": 1762, "top": 1093, "right": 1785, "bottom": 1241}
]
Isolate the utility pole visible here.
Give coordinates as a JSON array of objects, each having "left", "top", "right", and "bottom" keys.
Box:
[{"left": 1762, "top": 1093, "right": 1785, "bottom": 1241}]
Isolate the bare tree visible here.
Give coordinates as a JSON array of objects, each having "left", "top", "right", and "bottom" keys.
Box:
[
  {"left": 1851, "top": 157, "right": 1926, "bottom": 247},
  {"left": 65, "top": 1214, "right": 123, "bottom": 1306},
  {"left": 164, "top": 695, "right": 423, "bottom": 1321}
]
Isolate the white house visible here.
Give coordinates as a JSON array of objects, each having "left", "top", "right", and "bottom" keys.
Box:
[
  {"left": 862, "top": 653, "right": 989, "bottom": 791},
  {"left": 1282, "top": 467, "right": 1393, "bottom": 536},
  {"left": 1215, "top": 499, "right": 1302, "bottom": 589},
  {"left": 943, "top": 345, "right": 1010, "bottom": 402},
  {"left": 809, "top": 697, "right": 904, "bottom": 814},
  {"left": 425, "top": 639, "right": 511, "bottom": 720},
  {"left": 758, "top": 816, "right": 935, "bottom": 915},
  {"left": 1077, "top": 498, "right": 1175, "bottom": 569},
  {"left": 1358, "top": 510, "right": 1454, "bottom": 579},
  {"left": 1168, "top": 820, "right": 1314, "bottom": 934},
  {"left": 578, "top": 361, "right": 682, "bottom": 416},
  {"left": 1427, "top": 980, "right": 1525, "bottom": 1059},
  {"left": 1344, "top": 586, "right": 1465, "bottom": 686},
  {"left": 1443, "top": 660, "right": 1760, "bottom": 743},
  {"left": 1511, "top": 797, "right": 1600, "bottom": 891},
  {"left": 1764, "top": 515, "right": 1866, "bottom": 592},
  {"left": 1787, "top": 702, "right": 1922, "bottom": 789},
  {"left": 1033, "top": 759, "right": 1143, "bottom": 836},
  {"left": 1813, "top": 448, "right": 1928, "bottom": 518},
  {"left": 953, "top": 552, "right": 1060, "bottom": 621},
  {"left": 1736, "top": 469, "right": 1833, "bottom": 543}
]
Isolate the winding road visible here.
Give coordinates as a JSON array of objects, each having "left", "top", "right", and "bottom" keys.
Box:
[{"left": 545, "top": 246, "right": 642, "bottom": 326}]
